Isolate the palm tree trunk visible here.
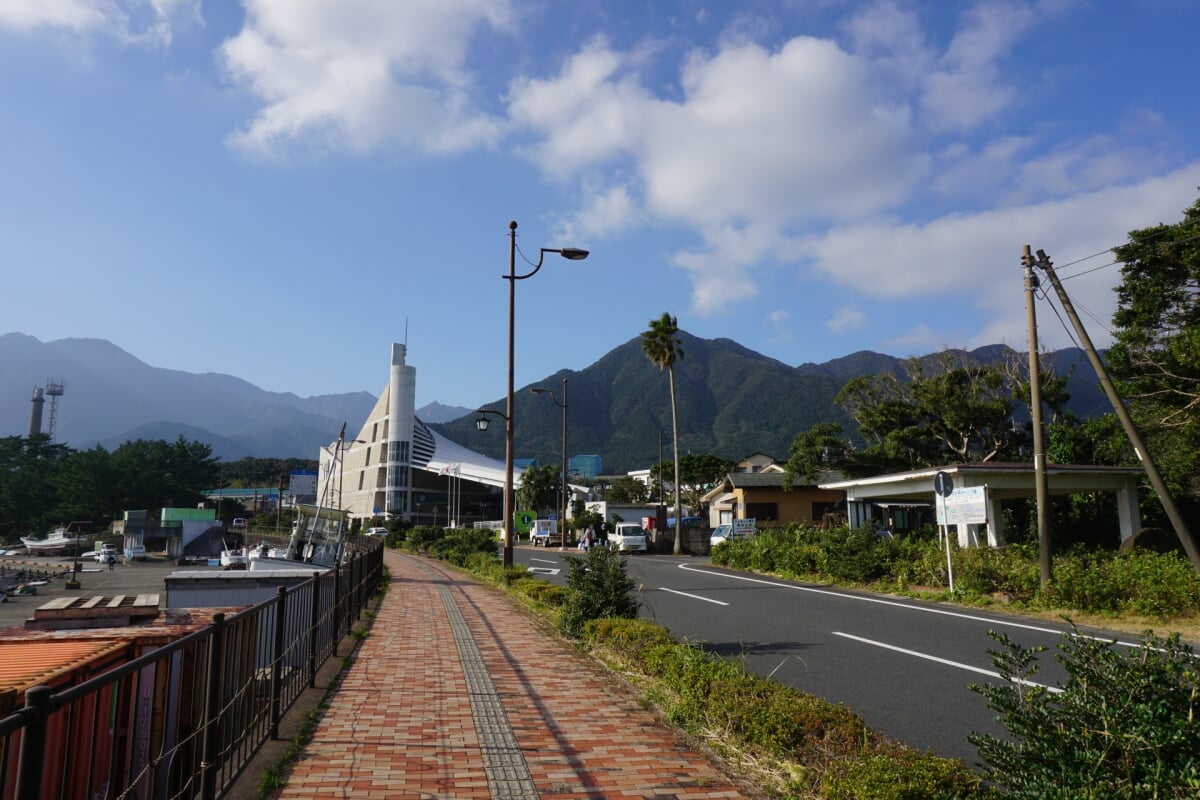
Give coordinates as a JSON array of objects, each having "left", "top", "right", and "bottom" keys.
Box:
[{"left": 669, "top": 365, "right": 682, "bottom": 555}]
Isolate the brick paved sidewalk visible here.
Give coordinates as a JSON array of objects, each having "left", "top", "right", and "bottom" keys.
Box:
[{"left": 269, "top": 550, "right": 749, "bottom": 799}]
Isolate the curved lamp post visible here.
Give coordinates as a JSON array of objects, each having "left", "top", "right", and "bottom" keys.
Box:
[
  {"left": 487, "top": 221, "right": 588, "bottom": 568},
  {"left": 532, "top": 378, "right": 568, "bottom": 551}
]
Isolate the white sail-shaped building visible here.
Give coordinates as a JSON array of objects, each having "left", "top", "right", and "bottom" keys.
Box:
[{"left": 317, "top": 343, "right": 515, "bottom": 526}]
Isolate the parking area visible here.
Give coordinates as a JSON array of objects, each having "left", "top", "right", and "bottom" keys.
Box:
[{"left": 0, "top": 553, "right": 218, "bottom": 629}]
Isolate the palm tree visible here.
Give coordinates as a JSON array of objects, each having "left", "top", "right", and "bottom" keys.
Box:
[{"left": 641, "top": 312, "right": 684, "bottom": 555}]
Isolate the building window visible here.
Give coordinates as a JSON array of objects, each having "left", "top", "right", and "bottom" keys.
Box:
[
  {"left": 372, "top": 422, "right": 378, "bottom": 441},
  {"left": 745, "top": 502, "right": 777, "bottom": 521},
  {"left": 365, "top": 447, "right": 371, "bottom": 466},
  {"left": 358, "top": 472, "right": 364, "bottom": 490}
]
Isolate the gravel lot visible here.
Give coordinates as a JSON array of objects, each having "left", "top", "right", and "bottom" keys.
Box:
[{"left": 0, "top": 552, "right": 223, "bottom": 630}]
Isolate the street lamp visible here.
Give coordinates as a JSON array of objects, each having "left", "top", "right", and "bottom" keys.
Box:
[
  {"left": 474, "top": 407, "right": 509, "bottom": 552},
  {"left": 532, "top": 378, "right": 568, "bottom": 551},
  {"left": 496, "top": 221, "right": 588, "bottom": 568}
]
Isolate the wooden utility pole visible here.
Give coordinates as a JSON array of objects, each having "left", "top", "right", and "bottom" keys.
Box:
[
  {"left": 1022, "top": 245, "right": 1053, "bottom": 587},
  {"left": 1032, "top": 249, "right": 1200, "bottom": 572}
]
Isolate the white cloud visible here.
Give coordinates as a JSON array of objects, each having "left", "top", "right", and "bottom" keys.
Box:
[
  {"left": 219, "top": 0, "right": 513, "bottom": 155},
  {"left": 507, "top": 41, "right": 653, "bottom": 179},
  {"left": 554, "top": 181, "right": 640, "bottom": 243},
  {"left": 826, "top": 306, "right": 866, "bottom": 333},
  {"left": 919, "top": 0, "right": 1037, "bottom": 130},
  {"left": 882, "top": 323, "right": 948, "bottom": 355},
  {"left": 806, "top": 163, "right": 1200, "bottom": 351},
  {"left": 510, "top": 34, "right": 927, "bottom": 314},
  {"left": 0, "top": 0, "right": 198, "bottom": 46}
]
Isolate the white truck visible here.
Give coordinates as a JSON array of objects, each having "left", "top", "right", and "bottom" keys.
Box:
[
  {"left": 529, "top": 519, "right": 563, "bottom": 547},
  {"left": 609, "top": 522, "right": 648, "bottom": 553}
]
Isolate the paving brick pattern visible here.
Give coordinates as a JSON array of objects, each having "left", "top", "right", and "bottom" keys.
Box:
[{"left": 271, "top": 550, "right": 748, "bottom": 799}]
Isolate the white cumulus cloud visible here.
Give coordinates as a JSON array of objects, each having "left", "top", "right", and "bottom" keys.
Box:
[{"left": 219, "top": 0, "right": 513, "bottom": 155}]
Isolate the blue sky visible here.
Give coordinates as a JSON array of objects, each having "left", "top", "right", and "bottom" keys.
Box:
[{"left": 3, "top": 1, "right": 1199, "bottom": 410}]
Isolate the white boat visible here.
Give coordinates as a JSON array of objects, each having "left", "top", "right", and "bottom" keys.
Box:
[
  {"left": 21, "top": 527, "right": 91, "bottom": 554},
  {"left": 220, "top": 540, "right": 249, "bottom": 570}
]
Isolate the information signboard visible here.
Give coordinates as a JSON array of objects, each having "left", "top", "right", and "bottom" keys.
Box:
[{"left": 935, "top": 485, "right": 987, "bottom": 525}]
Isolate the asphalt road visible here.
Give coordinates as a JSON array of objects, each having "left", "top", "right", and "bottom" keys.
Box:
[{"left": 513, "top": 545, "right": 1146, "bottom": 767}]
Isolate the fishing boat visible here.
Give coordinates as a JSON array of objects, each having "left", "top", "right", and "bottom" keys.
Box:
[
  {"left": 21, "top": 526, "right": 91, "bottom": 555},
  {"left": 219, "top": 539, "right": 249, "bottom": 570}
]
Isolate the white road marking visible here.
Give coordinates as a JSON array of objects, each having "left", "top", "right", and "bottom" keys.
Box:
[
  {"left": 529, "top": 558, "right": 559, "bottom": 565},
  {"left": 526, "top": 567, "right": 561, "bottom": 576},
  {"left": 832, "top": 631, "right": 1063, "bottom": 694},
  {"left": 678, "top": 564, "right": 1141, "bottom": 648},
  {"left": 659, "top": 587, "right": 729, "bottom": 606}
]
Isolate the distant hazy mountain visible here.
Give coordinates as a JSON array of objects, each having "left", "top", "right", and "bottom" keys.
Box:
[
  {"left": 1, "top": 331, "right": 1108, "bottom": 468},
  {"left": 0, "top": 333, "right": 376, "bottom": 459},
  {"left": 415, "top": 401, "right": 473, "bottom": 424}
]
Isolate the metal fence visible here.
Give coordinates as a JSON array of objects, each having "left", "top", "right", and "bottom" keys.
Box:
[{"left": 0, "top": 539, "right": 383, "bottom": 800}]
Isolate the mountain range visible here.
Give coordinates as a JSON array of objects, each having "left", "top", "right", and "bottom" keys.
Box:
[{"left": 0, "top": 331, "right": 1109, "bottom": 471}]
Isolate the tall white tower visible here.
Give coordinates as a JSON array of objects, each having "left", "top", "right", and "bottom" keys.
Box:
[{"left": 385, "top": 343, "right": 416, "bottom": 520}]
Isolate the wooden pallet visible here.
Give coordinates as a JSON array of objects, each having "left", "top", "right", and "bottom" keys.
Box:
[{"left": 28, "top": 594, "right": 161, "bottom": 629}]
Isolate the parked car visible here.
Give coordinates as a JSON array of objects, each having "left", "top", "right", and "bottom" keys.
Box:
[
  {"left": 364, "top": 527, "right": 388, "bottom": 537},
  {"left": 710, "top": 519, "right": 757, "bottom": 547}
]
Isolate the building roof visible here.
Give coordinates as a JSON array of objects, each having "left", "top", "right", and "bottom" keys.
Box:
[
  {"left": 418, "top": 424, "right": 521, "bottom": 489},
  {"left": 820, "top": 462, "right": 1143, "bottom": 500}
]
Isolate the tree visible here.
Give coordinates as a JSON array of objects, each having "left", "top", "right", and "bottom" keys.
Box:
[
  {"left": 650, "top": 453, "right": 736, "bottom": 516},
  {"left": 1108, "top": 195, "right": 1200, "bottom": 505},
  {"left": 516, "top": 463, "right": 560, "bottom": 516},
  {"left": 836, "top": 353, "right": 1017, "bottom": 473},
  {"left": 782, "top": 423, "right": 852, "bottom": 489},
  {"left": 0, "top": 435, "right": 71, "bottom": 540},
  {"left": 606, "top": 475, "right": 649, "bottom": 505},
  {"left": 642, "top": 312, "right": 685, "bottom": 554}
]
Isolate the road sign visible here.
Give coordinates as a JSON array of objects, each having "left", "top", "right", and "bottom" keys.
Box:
[{"left": 934, "top": 471, "right": 954, "bottom": 497}]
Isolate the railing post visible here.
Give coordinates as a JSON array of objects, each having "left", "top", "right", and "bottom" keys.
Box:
[
  {"left": 15, "top": 686, "right": 51, "bottom": 800},
  {"left": 332, "top": 564, "right": 342, "bottom": 652},
  {"left": 270, "top": 586, "right": 287, "bottom": 739},
  {"left": 201, "top": 612, "right": 226, "bottom": 800},
  {"left": 308, "top": 571, "right": 320, "bottom": 688}
]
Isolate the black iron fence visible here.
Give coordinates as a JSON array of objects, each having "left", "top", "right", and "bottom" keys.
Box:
[{"left": 0, "top": 538, "right": 383, "bottom": 800}]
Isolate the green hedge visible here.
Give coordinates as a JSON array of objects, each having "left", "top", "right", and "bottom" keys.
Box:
[{"left": 711, "top": 524, "right": 1200, "bottom": 618}]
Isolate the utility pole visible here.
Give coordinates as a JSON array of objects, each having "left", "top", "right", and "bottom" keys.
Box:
[
  {"left": 1032, "top": 249, "right": 1200, "bottom": 572},
  {"left": 1022, "top": 245, "right": 1053, "bottom": 587}
]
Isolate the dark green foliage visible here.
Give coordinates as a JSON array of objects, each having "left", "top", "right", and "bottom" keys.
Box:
[
  {"left": 836, "top": 354, "right": 1017, "bottom": 473},
  {"left": 1041, "top": 550, "right": 1200, "bottom": 617},
  {"left": 0, "top": 434, "right": 221, "bottom": 541},
  {"left": 581, "top": 617, "right": 673, "bottom": 658},
  {"left": 557, "top": 546, "right": 638, "bottom": 638},
  {"left": 783, "top": 422, "right": 853, "bottom": 488},
  {"left": 1108, "top": 195, "right": 1200, "bottom": 503},
  {"left": 970, "top": 628, "right": 1200, "bottom": 798},
  {"left": 405, "top": 526, "right": 499, "bottom": 567},
  {"left": 515, "top": 463, "right": 560, "bottom": 516},
  {"left": 820, "top": 745, "right": 991, "bottom": 800}
]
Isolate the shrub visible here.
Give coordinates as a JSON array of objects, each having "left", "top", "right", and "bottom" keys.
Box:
[
  {"left": 969, "top": 627, "right": 1200, "bottom": 798},
  {"left": 1039, "top": 550, "right": 1200, "bottom": 617},
  {"left": 557, "top": 546, "right": 638, "bottom": 638},
  {"left": 820, "top": 745, "right": 991, "bottom": 800},
  {"left": 582, "top": 617, "right": 674, "bottom": 658}
]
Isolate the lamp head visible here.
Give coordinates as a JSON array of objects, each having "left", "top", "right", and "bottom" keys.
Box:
[
  {"left": 530, "top": 388, "right": 549, "bottom": 395},
  {"left": 559, "top": 248, "right": 589, "bottom": 261},
  {"left": 475, "top": 416, "right": 490, "bottom": 432}
]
